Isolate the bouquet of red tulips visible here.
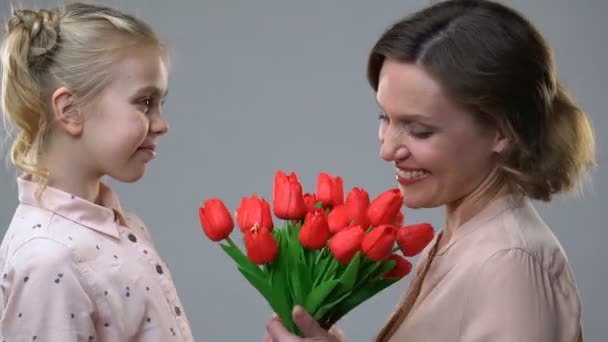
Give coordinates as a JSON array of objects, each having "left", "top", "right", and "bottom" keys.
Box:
[{"left": 198, "top": 171, "right": 434, "bottom": 336}]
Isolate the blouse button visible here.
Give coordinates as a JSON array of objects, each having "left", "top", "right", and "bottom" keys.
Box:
[
  {"left": 156, "top": 264, "right": 164, "bottom": 274},
  {"left": 175, "top": 306, "right": 181, "bottom": 316},
  {"left": 128, "top": 233, "right": 137, "bottom": 243}
]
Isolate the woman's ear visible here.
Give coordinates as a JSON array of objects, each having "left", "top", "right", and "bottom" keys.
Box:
[
  {"left": 51, "top": 87, "right": 83, "bottom": 136},
  {"left": 492, "top": 129, "right": 509, "bottom": 154}
]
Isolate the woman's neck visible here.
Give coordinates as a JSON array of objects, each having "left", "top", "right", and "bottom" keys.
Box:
[{"left": 440, "top": 170, "right": 510, "bottom": 247}]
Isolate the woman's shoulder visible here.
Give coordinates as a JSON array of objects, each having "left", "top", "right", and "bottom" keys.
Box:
[
  {"left": 496, "top": 198, "right": 569, "bottom": 263},
  {"left": 463, "top": 196, "right": 578, "bottom": 288}
]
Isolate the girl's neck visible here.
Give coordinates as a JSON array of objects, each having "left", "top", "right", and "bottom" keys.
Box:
[
  {"left": 46, "top": 173, "right": 102, "bottom": 204},
  {"left": 40, "top": 144, "right": 102, "bottom": 204}
]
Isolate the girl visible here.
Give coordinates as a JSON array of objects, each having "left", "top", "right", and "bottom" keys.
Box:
[{"left": 0, "top": 3, "right": 194, "bottom": 341}]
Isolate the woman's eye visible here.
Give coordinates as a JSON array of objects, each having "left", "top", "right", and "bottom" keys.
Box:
[
  {"left": 409, "top": 130, "right": 434, "bottom": 139},
  {"left": 378, "top": 113, "right": 389, "bottom": 122}
]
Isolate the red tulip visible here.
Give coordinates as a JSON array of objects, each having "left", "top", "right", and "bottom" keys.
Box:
[
  {"left": 299, "top": 208, "right": 330, "bottom": 250},
  {"left": 394, "top": 211, "right": 404, "bottom": 226},
  {"left": 303, "top": 193, "right": 318, "bottom": 212},
  {"left": 327, "top": 204, "right": 352, "bottom": 234},
  {"left": 345, "top": 187, "right": 370, "bottom": 228},
  {"left": 384, "top": 254, "right": 413, "bottom": 279},
  {"left": 396, "top": 223, "right": 435, "bottom": 257},
  {"left": 273, "top": 170, "right": 307, "bottom": 220},
  {"left": 243, "top": 226, "right": 278, "bottom": 265},
  {"left": 316, "top": 172, "right": 344, "bottom": 207},
  {"left": 361, "top": 224, "right": 397, "bottom": 261},
  {"left": 367, "top": 188, "right": 403, "bottom": 226},
  {"left": 199, "top": 199, "right": 234, "bottom": 241},
  {"left": 236, "top": 195, "right": 274, "bottom": 232},
  {"left": 329, "top": 225, "right": 365, "bottom": 265}
]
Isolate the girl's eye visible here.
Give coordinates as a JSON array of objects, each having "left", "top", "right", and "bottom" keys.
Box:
[{"left": 140, "top": 98, "right": 154, "bottom": 113}]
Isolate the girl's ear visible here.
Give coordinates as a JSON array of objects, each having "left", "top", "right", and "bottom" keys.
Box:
[{"left": 51, "top": 87, "right": 83, "bottom": 136}]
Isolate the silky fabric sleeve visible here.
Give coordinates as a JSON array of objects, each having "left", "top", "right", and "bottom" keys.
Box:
[{"left": 459, "top": 248, "right": 581, "bottom": 342}]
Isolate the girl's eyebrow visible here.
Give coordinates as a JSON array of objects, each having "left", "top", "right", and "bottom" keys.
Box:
[{"left": 133, "top": 85, "right": 169, "bottom": 98}]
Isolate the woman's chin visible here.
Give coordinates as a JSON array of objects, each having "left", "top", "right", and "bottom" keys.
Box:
[
  {"left": 402, "top": 201, "right": 427, "bottom": 209},
  {"left": 401, "top": 195, "right": 441, "bottom": 210}
]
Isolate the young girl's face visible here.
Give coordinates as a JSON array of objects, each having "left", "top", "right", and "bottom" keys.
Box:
[{"left": 80, "top": 46, "right": 169, "bottom": 183}]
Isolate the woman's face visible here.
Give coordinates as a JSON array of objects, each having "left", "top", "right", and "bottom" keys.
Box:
[{"left": 376, "top": 59, "right": 506, "bottom": 209}]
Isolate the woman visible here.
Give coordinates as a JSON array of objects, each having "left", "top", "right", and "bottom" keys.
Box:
[{"left": 265, "top": 0, "right": 595, "bottom": 341}]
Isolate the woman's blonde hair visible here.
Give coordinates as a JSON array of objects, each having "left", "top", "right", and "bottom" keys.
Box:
[{"left": 1, "top": 2, "right": 167, "bottom": 183}]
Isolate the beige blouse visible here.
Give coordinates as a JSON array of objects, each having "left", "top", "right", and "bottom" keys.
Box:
[{"left": 377, "top": 194, "right": 583, "bottom": 342}]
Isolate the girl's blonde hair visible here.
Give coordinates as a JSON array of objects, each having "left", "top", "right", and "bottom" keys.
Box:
[{"left": 1, "top": 2, "right": 167, "bottom": 183}]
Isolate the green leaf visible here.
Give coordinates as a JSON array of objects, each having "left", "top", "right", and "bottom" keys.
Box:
[
  {"left": 271, "top": 233, "right": 291, "bottom": 301},
  {"left": 300, "top": 250, "right": 314, "bottom": 302},
  {"left": 355, "top": 257, "right": 384, "bottom": 285},
  {"left": 286, "top": 230, "right": 307, "bottom": 305},
  {"left": 368, "top": 259, "right": 397, "bottom": 281},
  {"left": 323, "top": 278, "right": 399, "bottom": 328},
  {"left": 220, "top": 234, "right": 302, "bottom": 335},
  {"left": 313, "top": 254, "right": 331, "bottom": 287},
  {"left": 311, "top": 253, "right": 362, "bottom": 320},
  {"left": 236, "top": 265, "right": 271, "bottom": 302},
  {"left": 219, "top": 243, "right": 265, "bottom": 279},
  {"left": 306, "top": 248, "right": 316, "bottom": 269},
  {"left": 321, "top": 257, "right": 340, "bottom": 283},
  {"left": 313, "top": 287, "right": 353, "bottom": 321},
  {"left": 236, "top": 264, "right": 297, "bottom": 332},
  {"left": 334, "top": 252, "right": 361, "bottom": 295},
  {"left": 266, "top": 235, "right": 299, "bottom": 334},
  {"left": 303, "top": 279, "right": 341, "bottom": 317}
]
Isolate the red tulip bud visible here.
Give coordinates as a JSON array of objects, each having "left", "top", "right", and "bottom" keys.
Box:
[
  {"left": 361, "top": 224, "right": 397, "bottom": 261},
  {"left": 394, "top": 211, "right": 404, "bottom": 226},
  {"left": 236, "top": 195, "right": 274, "bottom": 232},
  {"left": 244, "top": 226, "right": 278, "bottom": 265},
  {"left": 303, "top": 193, "right": 318, "bottom": 212},
  {"left": 384, "top": 254, "right": 413, "bottom": 279},
  {"left": 316, "top": 172, "right": 344, "bottom": 207},
  {"left": 329, "top": 225, "right": 365, "bottom": 265},
  {"left": 396, "top": 223, "right": 435, "bottom": 257},
  {"left": 199, "top": 199, "right": 234, "bottom": 241},
  {"left": 327, "top": 204, "right": 352, "bottom": 234},
  {"left": 345, "top": 187, "right": 370, "bottom": 228},
  {"left": 273, "top": 170, "right": 307, "bottom": 220},
  {"left": 299, "top": 208, "right": 331, "bottom": 250},
  {"left": 367, "top": 188, "right": 403, "bottom": 226}
]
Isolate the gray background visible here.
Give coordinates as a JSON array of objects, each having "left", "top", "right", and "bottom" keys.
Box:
[{"left": 1, "top": 0, "right": 606, "bottom": 341}]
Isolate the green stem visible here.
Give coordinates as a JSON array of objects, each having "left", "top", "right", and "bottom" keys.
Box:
[
  {"left": 315, "top": 246, "right": 327, "bottom": 264},
  {"left": 226, "top": 236, "right": 239, "bottom": 250}
]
